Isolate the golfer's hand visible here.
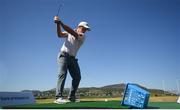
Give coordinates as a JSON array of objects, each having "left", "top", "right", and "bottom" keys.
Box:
[{"left": 54, "top": 16, "right": 60, "bottom": 23}]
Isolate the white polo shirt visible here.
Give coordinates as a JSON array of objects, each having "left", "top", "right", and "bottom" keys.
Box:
[{"left": 60, "top": 32, "right": 85, "bottom": 57}]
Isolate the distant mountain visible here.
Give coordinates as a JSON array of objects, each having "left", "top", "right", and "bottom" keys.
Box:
[
  {"left": 21, "top": 90, "right": 41, "bottom": 94},
  {"left": 101, "top": 83, "right": 126, "bottom": 89},
  {"left": 22, "top": 83, "right": 177, "bottom": 99}
]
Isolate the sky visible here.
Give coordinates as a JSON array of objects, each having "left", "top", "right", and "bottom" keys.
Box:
[{"left": 0, "top": 0, "right": 180, "bottom": 92}]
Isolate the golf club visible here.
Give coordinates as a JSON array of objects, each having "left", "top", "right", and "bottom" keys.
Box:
[{"left": 56, "top": 0, "right": 64, "bottom": 16}]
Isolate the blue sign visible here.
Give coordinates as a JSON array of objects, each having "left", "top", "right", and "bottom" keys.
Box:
[{"left": 0, "top": 92, "right": 35, "bottom": 106}]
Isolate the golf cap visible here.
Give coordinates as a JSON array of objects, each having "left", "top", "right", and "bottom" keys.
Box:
[{"left": 78, "top": 21, "right": 91, "bottom": 31}]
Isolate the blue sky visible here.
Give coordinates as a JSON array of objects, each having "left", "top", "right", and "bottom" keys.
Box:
[{"left": 0, "top": 0, "right": 180, "bottom": 92}]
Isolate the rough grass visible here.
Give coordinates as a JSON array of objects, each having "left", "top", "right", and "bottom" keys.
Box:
[{"left": 149, "top": 96, "right": 179, "bottom": 102}]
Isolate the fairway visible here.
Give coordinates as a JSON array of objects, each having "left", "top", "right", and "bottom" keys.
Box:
[{"left": 2, "top": 101, "right": 180, "bottom": 109}]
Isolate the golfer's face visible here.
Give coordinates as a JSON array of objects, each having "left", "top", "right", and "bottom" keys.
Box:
[{"left": 77, "top": 26, "right": 87, "bottom": 33}]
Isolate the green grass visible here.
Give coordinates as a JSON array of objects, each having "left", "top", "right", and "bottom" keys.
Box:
[
  {"left": 148, "top": 102, "right": 180, "bottom": 109},
  {"left": 2, "top": 101, "right": 180, "bottom": 109}
]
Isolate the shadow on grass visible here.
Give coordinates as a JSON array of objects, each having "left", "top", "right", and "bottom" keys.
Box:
[
  {"left": 126, "top": 106, "right": 160, "bottom": 109},
  {"left": 2, "top": 105, "right": 160, "bottom": 109},
  {"left": 3, "top": 106, "right": 160, "bottom": 109},
  {"left": 1, "top": 101, "right": 160, "bottom": 109},
  {"left": 147, "top": 106, "right": 160, "bottom": 109}
]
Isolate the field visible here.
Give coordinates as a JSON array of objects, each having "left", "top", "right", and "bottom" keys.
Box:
[{"left": 2, "top": 96, "right": 180, "bottom": 109}]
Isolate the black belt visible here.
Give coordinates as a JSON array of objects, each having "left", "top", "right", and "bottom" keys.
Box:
[{"left": 60, "top": 52, "right": 75, "bottom": 59}]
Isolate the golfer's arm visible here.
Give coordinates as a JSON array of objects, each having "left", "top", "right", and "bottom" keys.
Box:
[
  {"left": 56, "top": 23, "right": 67, "bottom": 38},
  {"left": 60, "top": 22, "right": 78, "bottom": 39}
]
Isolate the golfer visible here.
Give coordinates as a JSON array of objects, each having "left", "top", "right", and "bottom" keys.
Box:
[{"left": 54, "top": 16, "right": 90, "bottom": 104}]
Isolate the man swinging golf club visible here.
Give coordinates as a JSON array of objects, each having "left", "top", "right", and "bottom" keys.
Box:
[{"left": 54, "top": 16, "right": 90, "bottom": 104}]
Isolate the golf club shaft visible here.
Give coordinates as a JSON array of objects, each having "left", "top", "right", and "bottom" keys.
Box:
[{"left": 56, "top": 0, "right": 64, "bottom": 16}]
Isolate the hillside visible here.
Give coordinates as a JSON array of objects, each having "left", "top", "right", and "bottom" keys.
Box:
[{"left": 22, "top": 83, "right": 177, "bottom": 99}]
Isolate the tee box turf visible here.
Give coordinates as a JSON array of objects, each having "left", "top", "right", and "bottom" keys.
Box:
[{"left": 121, "top": 83, "right": 150, "bottom": 109}]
